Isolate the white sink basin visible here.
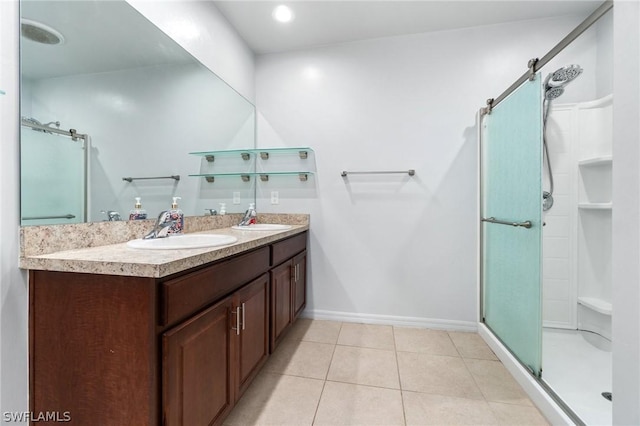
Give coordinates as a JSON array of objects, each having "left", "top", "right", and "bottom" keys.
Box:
[
  {"left": 231, "top": 224, "right": 292, "bottom": 231},
  {"left": 127, "top": 233, "right": 238, "bottom": 250}
]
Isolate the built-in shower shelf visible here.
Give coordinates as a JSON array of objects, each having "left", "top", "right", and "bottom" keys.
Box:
[
  {"left": 578, "top": 156, "right": 612, "bottom": 167},
  {"left": 578, "top": 297, "right": 612, "bottom": 316},
  {"left": 578, "top": 202, "right": 612, "bottom": 210}
]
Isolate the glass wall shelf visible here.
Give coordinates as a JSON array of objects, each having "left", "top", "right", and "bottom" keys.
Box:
[
  {"left": 578, "top": 156, "right": 612, "bottom": 167},
  {"left": 578, "top": 202, "right": 613, "bottom": 210},
  {"left": 190, "top": 147, "right": 315, "bottom": 183},
  {"left": 189, "top": 171, "right": 313, "bottom": 183},
  {"left": 190, "top": 147, "right": 313, "bottom": 162}
]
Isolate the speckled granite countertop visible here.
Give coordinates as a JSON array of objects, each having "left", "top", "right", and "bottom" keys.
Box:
[{"left": 19, "top": 214, "right": 309, "bottom": 278}]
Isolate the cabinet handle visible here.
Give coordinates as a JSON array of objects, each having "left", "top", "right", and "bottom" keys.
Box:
[
  {"left": 231, "top": 308, "right": 240, "bottom": 335},
  {"left": 294, "top": 264, "right": 298, "bottom": 282},
  {"left": 241, "top": 302, "right": 246, "bottom": 330}
]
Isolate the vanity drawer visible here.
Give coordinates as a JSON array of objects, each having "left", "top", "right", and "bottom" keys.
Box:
[
  {"left": 271, "top": 232, "right": 307, "bottom": 266},
  {"left": 161, "top": 246, "right": 270, "bottom": 326}
]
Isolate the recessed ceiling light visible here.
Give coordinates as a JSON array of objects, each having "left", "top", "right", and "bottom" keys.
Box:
[
  {"left": 272, "top": 5, "right": 294, "bottom": 23},
  {"left": 21, "top": 19, "right": 65, "bottom": 45}
]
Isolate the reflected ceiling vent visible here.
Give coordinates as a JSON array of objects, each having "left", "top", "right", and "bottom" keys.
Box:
[{"left": 21, "top": 19, "right": 65, "bottom": 45}]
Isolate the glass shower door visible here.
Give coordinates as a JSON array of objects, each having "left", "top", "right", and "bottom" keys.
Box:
[
  {"left": 21, "top": 128, "right": 86, "bottom": 226},
  {"left": 481, "top": 75, "right": 543, "bottom": 376}
]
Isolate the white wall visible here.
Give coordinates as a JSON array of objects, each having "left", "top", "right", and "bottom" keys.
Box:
[
  {"left": 255, "top": 16, "right": 584, "bottom": 328},
  {"left": 0, "top": 1, "right": 255, "bottom": 421},
  {"left": 612, "top": 1, "right": 640, "bottom": 423},
  {"left": 24, "top": 62, "right": 255, "bottom": 220},
  {"left": 126, "top": 0, "right": 255, "bottom": 103},
  {"left": 0, "top": 0, "right": 28, "bottom": 419}
]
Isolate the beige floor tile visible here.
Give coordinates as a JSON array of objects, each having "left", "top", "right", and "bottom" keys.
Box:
[
  {"left": 403, "top": 391, "right": 499, "bottom": 425},
  {"left": 263, "top": 340, "right": 335, "bottom": 380},
  {"left": 397, "top": 352, "right": 484, "bottom": 400},
  {"left": 337, "top": 322, "right": 395, "bottom": 350},
  {"left": 327, "top": 345, "right": 400, "bottom": 389},
  {"left": 465, "top": 358, "right": 533, "bottom": 406},
  {"left": 314, "top": 381, "right": 405, "bottom": 426},
  {"left": 224, "top": 372, "right": 324, "bottom": 426},
  {"left": 449, "top": 331, "right": 498, "bottom": 360},
  {"left": 489, "top": 402, "right": 550, "bottom": 425},
  {"left": 284, "top": 319, "right": 342, "bottom": 344},
  {"left": 394, "top": 326, "right": 459, "bottom": 356}
]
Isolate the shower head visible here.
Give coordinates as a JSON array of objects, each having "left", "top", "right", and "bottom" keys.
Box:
[
  {"left": 543, "top": 64, "right": 583, "bottom": 101},
  {"left": 545, "top": 86, "right": 565, "bottom": 100},
  {"left": 22, "top": 117, "right": 42, "bottom": 126},
  {"left": 548, "top": 64, "right": 583, "bottom": 86}
]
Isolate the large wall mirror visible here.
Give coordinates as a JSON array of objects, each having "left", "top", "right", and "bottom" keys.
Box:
[{"left": 20, "top": 0, "right": 256, "bottom": 226}]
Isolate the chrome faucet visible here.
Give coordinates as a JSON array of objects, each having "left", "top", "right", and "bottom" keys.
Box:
[
  {"left": 238, "top": 203, "right": 257, "bottom": 226},
  {"left": 144, "top": 211, "right": 176, "bottom": 239},
  {"left": 204, "top": 209, "right": 217, "bottom": 216},
  {"left": 101, "top": 210, "right": 121, "bottom": 221}
]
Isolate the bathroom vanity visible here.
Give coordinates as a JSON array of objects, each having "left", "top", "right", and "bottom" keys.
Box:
[{"left": 21, "top": 216, "right": 308, "bottom": 426}]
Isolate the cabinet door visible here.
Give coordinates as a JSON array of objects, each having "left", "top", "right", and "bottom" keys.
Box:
[
  {"left": 270, "top": 261, "right": 292, "bottom": 351},
  {"left": 235, "top": 273, "right": 269, "bottom": 400},
  {"left": 163, "top": 296, "right": 234, "bottom": 426},
  {"left": 293, "top": 251, "right": 307, "bottom": 320}
]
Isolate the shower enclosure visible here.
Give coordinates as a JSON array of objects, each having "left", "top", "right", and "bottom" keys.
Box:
[
  {"left": 20, "top": 119, "right": 88, "bottom": 225},
  {"left": 479, "top": 3, "right": 613, "bottom": 423}
]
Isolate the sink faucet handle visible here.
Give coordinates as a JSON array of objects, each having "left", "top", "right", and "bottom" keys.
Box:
[
  {"left": 101, "top": 210, "right": 121, "bottom": 221},
  {"left": 205, "top": 209, "right": 217, "bottom": 216}
]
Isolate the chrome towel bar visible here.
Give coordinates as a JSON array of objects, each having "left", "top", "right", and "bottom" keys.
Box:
[
  {"left": 341, "top": 169, "right": 415, "bottom": 177},
  {"left": 481, "top": 217, "right": 533, "bottom": 229},
  {"left": 22, "top": 214, "right": 76, "bottom": 220},
  {"left": 122, "top": 175, "right": 180, "bottom": 182}
]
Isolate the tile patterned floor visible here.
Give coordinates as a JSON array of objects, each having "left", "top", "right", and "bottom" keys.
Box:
[{"left": 224, "top": 320, "right": 550, "bottom": 426}]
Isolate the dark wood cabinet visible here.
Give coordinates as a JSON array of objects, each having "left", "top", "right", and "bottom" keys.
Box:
[
  {"left": 293, "top": 251, "right": 307, "bottom": 320},
  {"left": 163, "top": 273, "right": 269, "bottom": 426},
  {"left": 269, "top": 232, "right": 308, "bottom": 352},
  {"left": 29, "top": 231, "right": 307, "bottom": 426},
  {"left": 270, "top": 261, "right": 293, "bottom": 350},
  {"left": 234, "top": 273, "right": 269, "bottom": 400},
  {"left": 163, "top": 297, "right": 234, "bottom": 426}
]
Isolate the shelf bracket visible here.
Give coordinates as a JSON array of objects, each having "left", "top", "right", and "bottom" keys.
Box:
[
  {"left": 260, "top": 152, "right": 269, "bottom": 160},
  {"left": 205, "top": 155, "right": 215, "bottom": 162},
  {"left": 299, "top": 151, "right": 308, "bottom": 159},
  {"left": 241, "top": 152, "right": 251, "bottom": 161},
  {"left": 205, "top": 176, "right": 215, "bottom": 183},
  {"left": 241, "top": 174, "right": 251, "bottom": 182},
  {"left": 299, "top": 173, "right": 308, "bottom": 181},
  {"left": 260, "top": 174, "right": 269, "bottom": 182}
]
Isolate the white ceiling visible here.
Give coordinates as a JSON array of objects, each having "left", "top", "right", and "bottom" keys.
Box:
[
  {"left": 212, "top": 1, "right": 604, "bottom": 54},
  {"left": 21, "top": 1, "right": 195, "bottom": 80}
]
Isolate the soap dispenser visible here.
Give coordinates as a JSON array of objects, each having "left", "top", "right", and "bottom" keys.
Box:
[
  {"left": 129, "top": 197, "right": 147, "bottom": 220},
  {"left": 167, "top": 196, "right": 184, "bottom": 234}
]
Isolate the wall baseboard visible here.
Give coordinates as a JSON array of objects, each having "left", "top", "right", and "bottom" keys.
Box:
[{"left": 300, "top": 309, "right": 477, "bottom": 332}]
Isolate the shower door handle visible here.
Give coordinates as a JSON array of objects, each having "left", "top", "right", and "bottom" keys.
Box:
[{"left": 481, "top": 217, "right": 533, "bottom": 229}]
